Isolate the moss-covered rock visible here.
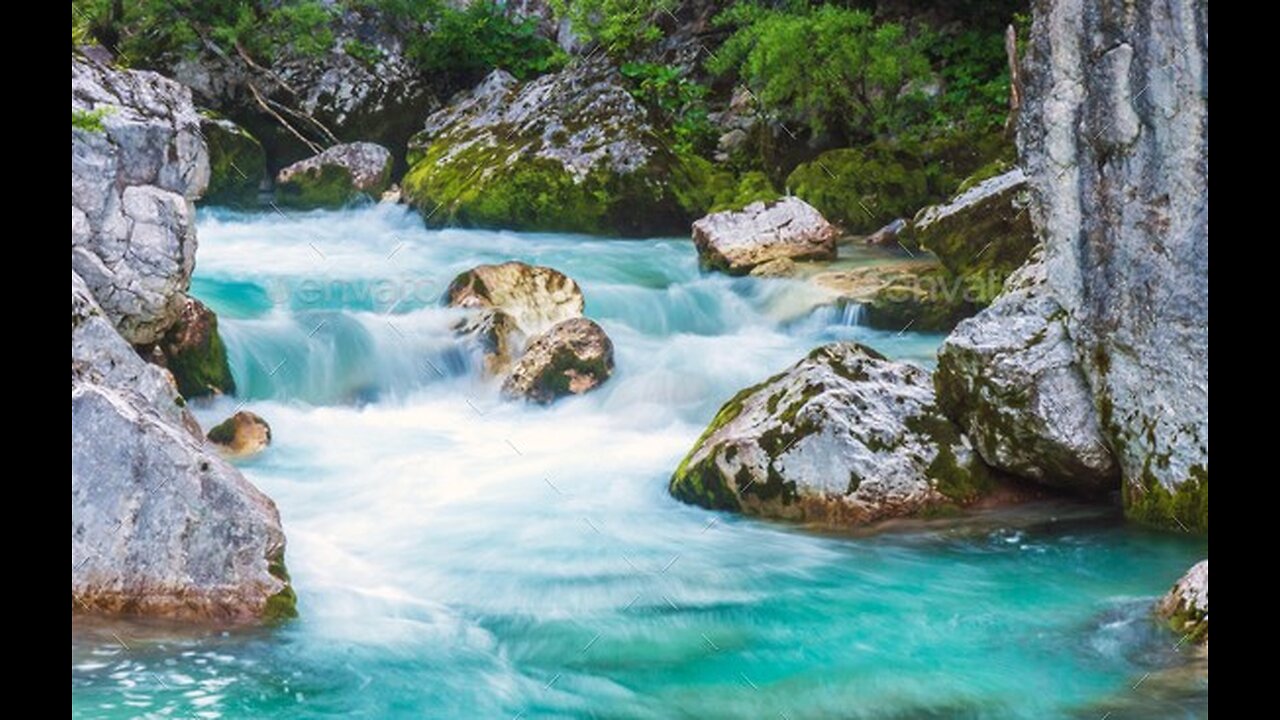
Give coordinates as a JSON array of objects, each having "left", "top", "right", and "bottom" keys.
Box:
[
  {"left": 669, "top": 342, "right": 992, "bottom": 527},
  {"left": 786, "top": 133, "right": 1011, "bottom": 235},
  {"left": 276, "top": 142, "right": 392, "bottom": 209},
  {"left": 501, "top": 318, "right": 615, "bottom": 404},
  {"left": 208, "top": 411, "right": 272, "bottom": 458},
  {"left": 201, "top": 116, "right": 265, "bottom": 207},
  {"left": 909, "top": 168, "right": 1035, "bottom": 291},
  {"left": 403, "top": 63, "right": 705, "bottom": 235},
  {"left": 1155, "top": 560, "right": 1208, "bottom": 644},
  {"left": 140, "top": 296, "right": 235, "bottom": 399}
]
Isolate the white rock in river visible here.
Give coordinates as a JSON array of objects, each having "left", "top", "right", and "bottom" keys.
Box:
[
  {"left": 670, "top": 343, "right": 991, "bottom": 526},
  {"left": 71, "top": 58, "right": 209, "bottom": 344},
  {"left": 692, "top": 197, "right": 839, "bottom": 275},
  {"left": 935, "top": 249, "right": 1117, "bottom": 490},
  {"left": 501, "top": 318, "right": 615, "bottom": 404},
  {"left": 1156, "top": 560, "right": 1208, "bottom": 645}
]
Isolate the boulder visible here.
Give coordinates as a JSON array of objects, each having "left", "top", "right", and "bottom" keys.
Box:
[
  {"left": 275, "top": 141, "right": 393, "bottom": 208},
  {"left": 934, "top": 251, "right": 1118, "bottom": 490},
  {"left": 455, "top": 307, "right": 523, "bottom": 375},
  {"left": 1156, "top": 560, "right": 1208, "bottom": 644},
  {"left": 402, "top": 62, "right": 700, "bottom": 235},
  {"left": 1020, "top": 0, "right": 1208, "bottom": 530},
  {"left": 749, "top": 257, "right": 798, "bottom": 278},
  {"left": 141, "top": 296, "right": 236, "bottom": 399},
  {"left": 692, "top": 198, "right": 839, "bottom": 275},
  {"left": 865, "top": 218, "right": 907, "bottom": 246},
  {"left": 445, "top": 261, "right": 585, "bottom": 337},
  {"left": 208, "top": 411, "right": 273, "bottom": 458},
  {"left": 72, "top": 381, "right": 295, "bottom": 621},
  {"left": 73, "top": 271, "right": 195, "bottom": 434},
  {"left": 911, "top": 168, "right": 1035, "bottom": 288},
  {"left": 201, "top": 116, "right": 266, "bottom": 207},
  {"left": 669, "top": 343, "right": 991, "bottom": 525},
  {"left": 501, "top": 318, "right": 615, "bottom": 404},
  {"left": 72, "top": 58, "right": 209, "bottom": 344}
]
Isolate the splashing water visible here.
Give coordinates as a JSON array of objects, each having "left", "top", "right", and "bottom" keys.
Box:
[{"left": 72, "top": 205, "right": 1207, "bottom": 719}]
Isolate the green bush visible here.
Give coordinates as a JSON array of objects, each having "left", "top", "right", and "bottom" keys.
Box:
[
  {"left": 619, "top": 62, "right": 716, "bottom": 156},
  {"left": 548, "top": 0, "right": 675, "bottom": 56},
  {"left": 709, "top": 3, "right": 931, "bottom": 143},
  {"left": 382, "top": 1, "right": 567, "bottom": 82}
]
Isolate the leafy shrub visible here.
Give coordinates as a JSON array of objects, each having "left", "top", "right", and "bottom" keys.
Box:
[
  {"left": 619, "top": 62, "right": 716, "bottom": 155},
  {"left": 548, "top": 0, "right": 675, "bottom": 56}
]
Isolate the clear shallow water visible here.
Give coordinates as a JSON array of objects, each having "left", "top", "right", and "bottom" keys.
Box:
[{"left": 71, "top": 205, "right": 1208, "bottom": 719}]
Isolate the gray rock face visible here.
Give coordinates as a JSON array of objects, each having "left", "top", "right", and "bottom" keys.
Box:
[
  {"left": 502, "top": 318, "right": 615, "bottom": 404},
  {"left": 692, "top": 198, "right": 840, "bottom": 275},
  {"left": 275, "top": 141, "right": 393, "bottom": 206},
  {"left": 72, "top": 271, "right": 195, "bottom": 434},
  {"left": 72, "top": 59, "right": 210, "bottom": 344},
  {"left": 72, "top": 382, "right": 293, "bottom": 621},
  {"left": 935, "top": 251, "right": 1118, "bottom": 490},
  {"left": 1019, "top": 0, "right": 1208, "bottom": 528},
  {"left": 670, "top": 343, "right": 990, "bottom": 526},
  {"left": 1156, "top": 560, "right": 1208, "bottom": 644}
]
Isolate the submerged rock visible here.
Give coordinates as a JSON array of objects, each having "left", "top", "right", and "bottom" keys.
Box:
[
  {"left": 692, "top": 197, "right": 839, "bottom": 275},
  {"left": 402, "top": 62, "right": 700, "bottom": 235},
  {"left": 1020, "top": 0, "right": 1208, "bottom": 529},
  {"left": 72, "top": 58, "right": 209, "bottom": 344},
  {"left": 201, "top": 116, "right": 266, "bottom": 207},
  {"left": 865, "top": 218, "right": 907, "bottom": 246},
  {"left": 445, "top": 261, "right": 585, "bottom": 338},
  {"left": 934, "top": 251, "right": 1117, "bottom": 490},
  {"left": 501, "top": 318, "right": 615, "bottom": 404},
  {"left": 1156, "top": 560, "right": 1208, "bottom": 645},
  {"left": 811, "top": 261, "right": 981, "bottom": 333},
  {"left": 276, "top": 142, "right": 393, "bottom": 208},
  {"left": 72, "top": 382, "right": 294, "bottom": 621},
  {"left": 911, "top": 168, "right": 1034, "bottom": 289},
  {"left": 669, "top": 343, "right": 991, "bottom": 526},
  {"left": 749, "top": 257, "right": 798, "bottom": 278},
  {"left": 141, "top": 296, "right": 236, "bottom": 399},
  {"left": 208, "top": 411, "right": 273, "bottom": 458}
]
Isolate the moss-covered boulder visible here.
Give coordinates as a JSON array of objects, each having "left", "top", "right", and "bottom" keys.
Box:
[
  {"left": 692, "top": 197, "right": 839, "bottom": 275},
  {"left": 810, "top": 261, "right": 984, "bottom": 333},
  {"left": 141, "top": 296, "right": 235, "bottom": 399},
  {"left": 1156, "top": 560, "right": 1208, "bottom": 645},
  {"left": 501, "top": 318, "right": 615, "bottom": 404},
  {"left": 669, "top": 343, "right": 992, "bottom": 526},
  {"left": 934, "top": 251, "right": 1119, "bottom": 491},
  {"left": 786, "top": 134, "right": 1010, "bottom": 235},
  {"left": 208, "top": 411, "right": 272, "bottom": 458},
  {"left": 201, "top": 117, "right": 265, "bottom": 207},
  {"left": 403, "top": 63, "right": 702, "bottom": 235},
  {"left": 910, "top": 168, "right": 1035, "bottom": 289},
  {"left": 276, "top": 142, "right": 392, "bottom": 209}
]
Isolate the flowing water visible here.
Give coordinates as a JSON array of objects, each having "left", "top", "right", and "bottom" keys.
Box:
[{"left": 71, "top": 205, "right": 1208, "bottom": 719}]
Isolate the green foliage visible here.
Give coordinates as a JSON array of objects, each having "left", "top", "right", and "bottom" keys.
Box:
[
  {"left": 786, "top": 131, "right": 1011, "bottom": 233},
  {"left": 919, "top": 28, "right": 1011, "bottom": 134},
  {"left": 669, "top": 156, "right": 780, "bottom": 218},
  {"left": 72, "top": 106, "right": 114, "bottom": 133},
  {"left": 343, "top": 38, "right": 384, "bottom": 66},
  {"left": 382, "top": 1, "right": 567, "bottom": 81},
  {"left": 620, "top": 62, "right": 716, "bottom": 156},
  {"left": 548, "top": 0, "right": 675, "bottom": 56},
  {"left": 709, "top": 3, "right": 931, "bottom": 142}
]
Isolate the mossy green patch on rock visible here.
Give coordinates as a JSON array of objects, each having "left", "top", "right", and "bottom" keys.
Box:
[
  {"left": 141, "top": 297, "right": 235, "bottom": 400},
  {"left": 1124, "top": 464, "right": 1208, "bottom": 533},
  {"left": 276, "top": 163, "right": 361, "bottom": 209},
  {"left": 201, "top": 117, "right": 266, "bottom": 207},
  {"left": 263, "top": 548, "right": 298, "bottom": 622}
]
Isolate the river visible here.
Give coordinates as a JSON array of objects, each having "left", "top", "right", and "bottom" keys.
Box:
[{"left": 71, "top": 204, "right": 1208, "bottom": 719}]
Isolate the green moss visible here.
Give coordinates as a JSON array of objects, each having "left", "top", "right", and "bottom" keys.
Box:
[
  {"left": 202, "top": 118, "right": 266, "bottom": 207},
  {"left": 905, "top": 413, "right": 993, "bottom": 504},
  {"left": 1124, "top": 464, "right": 1208, "bottom": 533},
  {"left": 276, "top": 163, "right": 360, "bottom": 209},
  {"left": 1162, "top": 597, "right": 1209, "bottom": 643},
  {"left": 404, "top": 126, "right": 700, "bottom": 236},
  {"left": 164, "top": 320, "right": 235, "bottom": 399},
  {"left": 533, "top": 346, "right": 612, "bottom": 401},
  {"left": 207, "top": 417, "right": 237, "bottom": 445},
  {"left": 861, "top": 266, "right": 980, "bottom": 333},
  {"left": 956, "top": 157, "right": 1014, "bottom": 193},
  {"left": 72, "top": 106, "right": 113, "bottom": 133},
  {"left": 263, "top": 548, "right": 298, "bottom": 622}
]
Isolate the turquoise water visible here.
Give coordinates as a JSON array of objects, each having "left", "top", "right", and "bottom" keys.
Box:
[{"left": 71, "top": 205, "right": 1208, "bottom": 719}]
